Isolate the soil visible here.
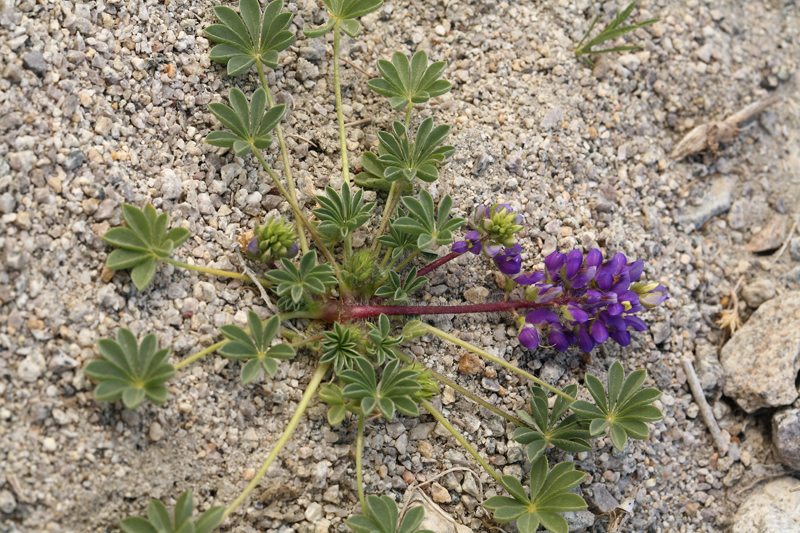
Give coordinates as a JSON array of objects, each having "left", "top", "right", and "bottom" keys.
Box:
[{"left": 1, "top": 0, "right": 799, "bottom": 532}]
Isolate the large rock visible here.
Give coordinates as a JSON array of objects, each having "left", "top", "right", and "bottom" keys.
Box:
[
  {"left": 407, "top": 492, "right": 472, "bottom": 533},
  {"left": 730, "top": 477, "right": 800, "bottom": 533},
  {"left": 772, "top": 408, "right": 800, "bottom": 469},
  {"left": 721, "top": 292, "right": 800, "bottom": 413},
  {"left": 678, "top": 176, "right": 734, "bottom": 231}
]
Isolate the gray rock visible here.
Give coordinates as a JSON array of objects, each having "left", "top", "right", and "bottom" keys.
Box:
[
  {"left": 63, "top": 150, "right": 85, "bottom": 171},
  {"left": 0, "top": 489, "right": 16, "bottom": 514},
  {"left": 728, "top": 199, "right": 748, "bottom": 230},
  {"left": 409, "top": 422, "right": 436, "bottom": 440},
  {"left": 93, "top": 198, "right": 116, "bottom": 220},
  {"left": 395, "top": 433, "right": 408, "bottom": 455},
  {"left": 8, "top": 150, "right": 36, "bottom": 173},
  {"left": 3, "top": 63, "right": 23, "bottom": 83},
  {"left": 563, "top": 510, "right": 595, "bottom": 531},
  {"left": 18, "top": 354, "right": 44, "bottom": 382},
  {"left": 772, "top": 408, "right": 800, "bottom": 469},
  {"left": 742, "top": 278, "right": 777, "bottom": 308},
  {"left": 786, "top": 266, "right": 800, "bottom": 286},
  {"left": 678, "top": 177, "right": 734, "bottom": 231},
  {"left": 304, "top": 502, "right": 323, "bottom": 522},
  {"left": 651, "top": 320, "right": 670, "bottom": 344},
  {"left": 193, "top": 281, "right": 216, "bottom": 302},
  {"left": 730, "top": 477, "right": 800, "bottom": 532},
  {"left": 694, "top": 342, "right": 724, "bottom": 401},
  {"left": 149, "top": 422, "right": 165, "bottom": 441},
  {"left": 160, "top": 169, "right": 183, "bottom": 200},
  {"left": 407, "top": 493, "right": 471, "bottom": 533},
  {"left": 790, "top": 237, "right": 800, "bottom": 262},
  {"left": 0, "top": 192, "right": 15, "bottom": 214},
  {"left": 462, "top": 473, "right": 480, "bottom": 498},
  {"left": 296, "top": 58, "right": 319, "bottom": 80},
  {"left": 22, "top": 50, "right": 48, "bottom": 73},
  {"left": 721, "top": 292, "right": 800, "bottom": 413},
  {"left": 541, "top": 107, "right": 563, "bottom": 130},
  {"left": 587, "top": 483, "right": 619, "bottom": 513}
]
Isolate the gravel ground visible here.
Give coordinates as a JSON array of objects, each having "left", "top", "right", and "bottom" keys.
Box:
[{"left": 1, "top": 0, "right": 799, "bottom": 532}]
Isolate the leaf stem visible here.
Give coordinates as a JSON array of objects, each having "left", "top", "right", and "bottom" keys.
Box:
[
  {"left": 416, "top": 250, "right": 462, "bottom": 278},
  {"left": 252, "top": 150, "right": 345, "bottom": 286},
  {"left": 371, "top": 181, "right": 404, "bottom": 254},
  {"left": 356, "top": 412, "right": 367, "bottom": 511},
  {"left": 174, "top": 339, "right": 229, "bottom": 371},
  {"left": 333, "top": 21, "right": 350, "bottom": 186},
  {"left": 223, "top": 362, "right": 331, "bottom": 519},
  {"left": 257, "top": 61, "right": 309, "bottom": 254},
  {"left": 391, "top": 348, "right": 525, "bottom": 427},
  {"left": 392, "top": 248, "right": 421, "bottom": 273},
  {"left": 421, "top": 399, "right": 502, "bottom": 484},
  {"left": 421, "top": 324, "right": 576, "bottom": 402},
  {"left": 162, "top": 257, "right": 261, "bottom": 283}
]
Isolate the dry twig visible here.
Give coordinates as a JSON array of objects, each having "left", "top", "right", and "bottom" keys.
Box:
[
  {"left": 770, "top": 220, "right": 798, "bottom": 267},
  {"left": 326, "top": 49, "right": 372, "bottom": 76},
  {"left": 671, "top": 93, "right": 782, "bottom": 160},
  {"left": 682, "top": 357, "right": 728, "bottom": 456}
]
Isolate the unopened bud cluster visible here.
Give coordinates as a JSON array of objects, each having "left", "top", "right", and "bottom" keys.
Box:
[{"left": 246, "top": 218, "right": 299, "bottom": 264}]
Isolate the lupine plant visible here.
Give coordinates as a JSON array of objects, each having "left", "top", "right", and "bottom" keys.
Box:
[{"left": 86, "top": 1, "right": 668, "bottom": 532}]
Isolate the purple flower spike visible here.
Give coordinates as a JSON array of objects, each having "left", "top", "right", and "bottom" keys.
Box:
[
  {"left": 526, "top": 309, "right": 559, "bottom": 325},
  {"left": 516, "top": 271, "right": 545, "bottom": 285},
  {"left": 549, "top": 327, "right": 572, "bottom": 351},
  {"left": 586, "top": 248, "right": 603, "bottom": 267},
  {"left": 640, "top": 285, "right": 669, "bottom": 308},
  {"left": 544, "top": 252, "right": 567, "bottom": 279},
  {"left": 494, "top": 244, "right": 523, "bottom": 276},
  {"left": 247, "top": 237, "right": 260, "bottom": 255},
  {"left": 519, "top": 324, "right": 540, "bottom": 350},
  {"left": 591, "top": 320, "right": 609, "bottom": 343},
  {"left": 577, "top": 326, "right": 595, "bottom": 352}
]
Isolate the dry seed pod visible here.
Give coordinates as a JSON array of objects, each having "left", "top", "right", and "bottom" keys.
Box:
[{"left": 670, "top": 93, "right": 782, "bottom": 161}]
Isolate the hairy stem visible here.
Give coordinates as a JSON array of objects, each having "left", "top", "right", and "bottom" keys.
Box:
[
  {"left": 392, "top": 248, "right": 421, "bottom": 273},
  {"left": 416, "top": 250, "right": 463, "bottom": 278},
  {"left": 333, "top": 22, "right": 350, "bottom": 186},
  {"left": 223, "top": 362, "right": 331, "bottom": 519},
  {"left": 422, "top": 324, "right": 576, "bottom": 402},
  {"left": 421, "top": 400, "right": 502, "bottom": 484},
  {"left": 253, "top": 150, "right": 345, "bottom": 285},
  {"left": 174, "top": 339, "right": 229, "bottom": 371},
  {"left": 391, "top": 348, "right": 525, "bottom": 427},
  {"left": 371, "top": 182, "right": 404, "bottom": 254},
  {"left": 257, "top": 61, "right": 309, "bottom": 254},
  {"left": 333, "top": 297, "right": 577, "bottom": 321},
  {"left": 404, "top": 104, "right": 413, "bottom": 130},
  {"left": 356, "top": 412, "right": 367, "bottom": 511},
  {"left": 163, "top": 258, "right": 262, "bottom": 283}
]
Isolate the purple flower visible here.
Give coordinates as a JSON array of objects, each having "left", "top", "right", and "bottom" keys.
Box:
[
  {"left": 640, "top": 284, "right": 669, "bottom": 308},
  {"left": 247, "top": 237, "right": 259, "bottom": 255},
  {"left": 561, "top": 302, "right": 590, "bottom": 323},
  {"left": 576, "top": 324, "right": 595, "bottom": 352},
  {"left": 544, "top": 252, "right": 567, "bottom": 281},
  {"left": 515, "top": 271, "right": 545, "bottom": 285},
  {"left": 519, "top": 324, "right": 541, "bottom": 350},
  {"left": 452, "top": 231, "right": 482, "bottom": 255},
  {"left": 286, "top": 243, "right": 299, "bottom": 258},
  {"left": 548, "top": 324, "right": 574, "bottom": 351},
  {"left": 518, "top": 310, "right": 560, "bottom": 351},
  {"left": 493, "top": 244, "right": 523, "bottom": 276}
]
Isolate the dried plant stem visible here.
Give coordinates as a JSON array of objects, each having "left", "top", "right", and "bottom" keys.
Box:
[
  {"left": 681, "top": 357, "right": 728, "bottom": 456},
  {"left": 421, "top": 324, "right": 576, "bottom": 402},
  {"left": 333, "top": 22, "right": 350, "bottom": 186},
  {"left": 390, "top": 347, "right": 526, "bottom": 427},
  {"left": 257, "top": 61, "right": 308, "bottom": 253},
  {"left": 356, "top": 412, "right": 367, "bottom": 511},
  {"left": 770, "top": 220, "right": 798, "bottom": 267},
  {"left": 326, "top": 48, "right": 372, "bottom": 76},
  {"left": 422, "top": 400, "right": 502, "bottom": 484},
  {"left": 223, "top": 362, "right": 330, "bottom": 519}
]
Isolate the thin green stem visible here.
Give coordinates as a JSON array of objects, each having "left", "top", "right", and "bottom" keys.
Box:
[
  {"left": 421, "top": 324, "right": 576, "bottom": 402},
  {"left": 379, "top": 248, "right": 393, "bottom": 269},
  {"left": 288, "top": 333, "right": 324, "bottom": 348},
  {"left": 253, "top": 150, "right": 345, "bottom": 286},
  {"left": 390, "top": 348, "right": 525, "bottom": 427},
  {"left": 175, "top": 339, "right": 229, "bottom": 371},
  {"left": 257, "top": 61, "right": 309, "bottom": 254},
  {"left": 371, "top": 182, "right": 398, "bottom": 254},
  {"left": 223, "top": 362, "right": 331, "bottom": 519},
  {"left": 421, "top": 400, "right": 502, "bottom": 484},
  {"left": 403, "top": 104, "right": 413, "bottom": 130},
  {"left": 333, "top": 21, "right": 350, "bottom": 186},
  {"left": 393, "top": 249, "right": 421, "bottom": 273},
  {"left": 163, "top": 258, "right": 264, "bottom": 283},
  {"left": 356, "top": 412, "right": 367, "bottom": 511}
]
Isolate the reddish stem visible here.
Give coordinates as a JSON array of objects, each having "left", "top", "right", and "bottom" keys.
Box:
[
  {"left": 329, "top": 296, "right": 577, "bottom": 322},
  {"left": 416, "top": 250, "right": 463, "bottom": 278}
]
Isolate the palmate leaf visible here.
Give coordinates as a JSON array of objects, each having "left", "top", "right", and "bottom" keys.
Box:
[
  {"left": 320, "top": 323, "right": 363, "bottom": 374},
  {"left": 376, "top": 118, "right": 455, "bottom": 184},
  {"left": 574, "top": 1, "right": 658, "bottom": 66},
  {"left": 85, "top": 329, "right": 176, "bottom": 410},
  {"left": 264, "top": 251, "right": 337, "bottom": 304},
  {"left": 319, "top": 383, "right": 348, "bottom": 426},
  {"left": 570, "top": 360, "right": 663, "bottom": 451},
  {"left": 340, "top": 357, "right": 422, "bottom": 419},
  {"left": 313, "top": 182, "right": 375, "bottom": 243},
  {"left": 483, "top": 457, "right": 587, "bottom": 533},
  {"left": 392, "top": 191, "right": 465, "bottom": 250},
  {"left": 303, "top": 0, "right": 383, "bottom": 39},
  {"left": 513, "top": 385, "right": 592, "bottom": 461},
  {"left": 374, "top": 268, "right": 428, "bottom": 303},
  {"left": 206, "top": 88, "right": 286, "bottom": 156},
  {"left": 103, "top": 204, "right": 191, "bottom": 290},
  {"left": 346, "top": 496, "right": 433, "bottom": 533},
  {"left": 218, "top": 312, "right": 295, "bottom": 384},
  {"left": 369, "top": 51, "right": 452, "bottom": 110},
  {"left": 206, "top": 0, "right": 295, "bottom": 76},
  {"left": 365, "top": 314, "right": 404, "bottom": 364},
  {"left": 120, "top": 490, "right": 224, "bottom": 533}
]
